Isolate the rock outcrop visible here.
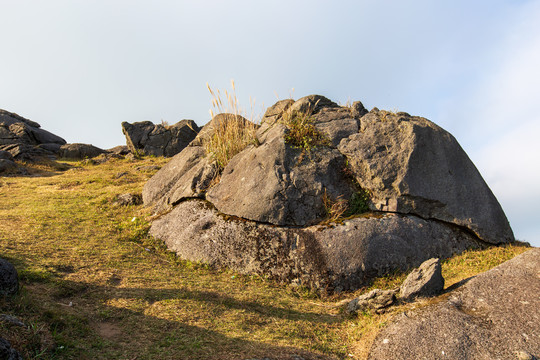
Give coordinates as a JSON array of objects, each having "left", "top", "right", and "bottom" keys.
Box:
[
  {"left": 58, "top": 143, "right": 106, "bottom": 159},
  {"left": 368, "top": 248, "right": 540, "bottom": 360},
  {"left": 121, "top": 119, "right": 199, "bottom": 157},
  {"left": 0, "top": 109, "right": 66, "bottom": 147},
  {"left": 150, "top": 199, "right": 477, "bottom": 292},
  {"left": 144, "top": 95, "right": 514, "bottom": 291},
  {"left": 338, "top": 110, "right": 513, "bottom": 244},
  {"left": 0, "top": 109, "right": 66, "bottom": 163}
]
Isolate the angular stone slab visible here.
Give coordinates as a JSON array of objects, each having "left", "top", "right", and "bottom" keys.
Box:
[{"left": 142, "top": 145, "right": 218, "bottom": 212}]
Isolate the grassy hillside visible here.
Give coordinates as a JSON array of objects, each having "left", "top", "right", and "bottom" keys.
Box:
[{"left": 0, "top": 157, "right": 530, "bottom": 359}]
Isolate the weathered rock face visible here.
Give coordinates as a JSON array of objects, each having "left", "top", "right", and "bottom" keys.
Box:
[
  {"left": 0, "top": 109, "right": 66, "bottom": 147},
  {"left": 368, "top": 248, "right": 540, "bottom": 360},
  {"left": 58, "top": 143, "right": 106, "bottom": 159},
  {"left": 206, "top": 123, "right": 355, "bottom": 226},
  {"left": 0, "top": 109, "right": 67, "bottom": 163},
  {"left": 399, "top": 258, "right": 444, "bottom": 300},
  {"left": 0, "top": 258, "right": 19, "bottom": 297},
  {"left": 144, "top": 95, "right": 514, "bottom": 291},
  {"left": 338, "top": 109, "right": 513, "bottom": 244},
  {"left": 121, "top": 119, "right": 199, "bottom": 157},
  {"left": 150, "top": 199, "right": 478, "bottom": 292},
  {"left": 142, "top": 113, "right": 250, "bottom": 213}
]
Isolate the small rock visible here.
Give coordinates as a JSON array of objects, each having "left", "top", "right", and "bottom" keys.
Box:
[
  {"left": 400, "top": 258, "right": 444, "bottom": 300},
  {"left": 135, "top": 165, "right": 161, "bottom": 172},
  {"left": 114, "top": 171, "right": 129, "bottom": 179},
  {"left": 108, "top": 145, "right": 130, "bottom": 155},
  {"left": 0, "top": 259, "right": 19, "bottom": 297},
  {"left": 347, "top": 289, "right": 397, "bottom": 315},
  {"left": 0, "top": 314, "right": 26, "bottom": 327},
  {"left": 0, "top": 150, "right": 14, "bottom": 161},
  {"left": 0, "top": 337, "right": 23, "bottom": 360},
  {"left": 114, "top": 193, "right": 142, "bottom": 206}
]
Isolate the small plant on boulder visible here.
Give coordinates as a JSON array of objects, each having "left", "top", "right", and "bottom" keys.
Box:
[
  {"left": 281, "top": 105, "right": 330, "bottom": 152},
  {"left": 322, "top": 189, "right": 349, "bottom": 223}
]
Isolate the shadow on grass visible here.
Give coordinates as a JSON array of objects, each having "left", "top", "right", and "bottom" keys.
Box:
[{"left": 2, "top": 260, "right": 342, "bottom": 360}]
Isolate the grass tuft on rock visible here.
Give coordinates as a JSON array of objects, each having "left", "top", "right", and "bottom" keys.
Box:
[
  {"left": 204, "top": 81, "right": 259, "bottom": 170},
  {"left": 281, "top": 107, "right": 330, "bottom": 152}
]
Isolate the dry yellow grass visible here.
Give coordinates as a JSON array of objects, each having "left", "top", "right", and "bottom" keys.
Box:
[
  {"left": 204, "top": 81, "right": 259, "bottom": 170},
  {"left": 0, "top": 157, "right": 531, "bottom": 359}
]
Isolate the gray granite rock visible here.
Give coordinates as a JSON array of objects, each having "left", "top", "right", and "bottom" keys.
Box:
[
  {"left": 0, "top": 337, "right": 23, "bottom": 360},
  {"left": 0, "top": 109, "right": 66, "bottom": 146},
  {"left": 0, "top": 159, "right": 17, "bottom": 174},
  {"left": 338, "top": 109, "right": 514, "bottom": 244},
  {"left": 206, "top": 122, "right": 355, "bottom": 226},
  {"left": 122, "top": 119, "right": 199, "bottom": 157},
  {"left": 399, "top": 258, "right": 444, "bottom": 300},
  {"left": 368, "top": 248, "right": 540, "bottom": 360},
  {"left": 59, "top": 143, "right": 106, "bottom": 159},
  {"left": 149, "top": 199, "right": 479, "bottom": 292}
]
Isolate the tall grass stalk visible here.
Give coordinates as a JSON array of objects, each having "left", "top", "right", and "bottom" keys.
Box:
[{"left": 204, "top": 80, "right": 259, "bottom": 170}]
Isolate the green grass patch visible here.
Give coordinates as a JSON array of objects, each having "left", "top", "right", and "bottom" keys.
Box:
[{"left": 0, "top": 156, "right": 531, "bottom": 359}]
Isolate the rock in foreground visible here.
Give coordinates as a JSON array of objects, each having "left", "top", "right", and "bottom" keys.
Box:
[{"left": 368, "top": 248, "right": 540, "bottom": 360}]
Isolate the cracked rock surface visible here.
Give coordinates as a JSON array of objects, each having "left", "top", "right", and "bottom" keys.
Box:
[
  {"left": 122, "top": 119, "right": 199, "bottom": 157},
  {"left": 144, "top": 95, "right": 514, "bottom": 290}
]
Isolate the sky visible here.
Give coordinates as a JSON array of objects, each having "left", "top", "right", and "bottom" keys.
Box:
[{"left": 1, "top": 0, "right": 539, "bottom": 246}]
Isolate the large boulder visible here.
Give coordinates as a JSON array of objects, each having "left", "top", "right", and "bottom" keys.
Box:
[
  {"left": 338, "top": 109, "right": 513, "bottom": 244},
  {"left": 368, "top": 248, "right": 540, "bottom": 360},
  {"left": 150, "top": 199, "right": 478, "bottom": 292},
  {"left": 144, "top": 95, "right": 514, "bottom": 291},
  {"left": 206, "top": 123, "right": 355, "bottom": 226},
  {"left": 121, "top": 119, "right": 199, "bottom": 157},
  {"left": 142, "top": 113, "right": 251, "bottom": 213}
]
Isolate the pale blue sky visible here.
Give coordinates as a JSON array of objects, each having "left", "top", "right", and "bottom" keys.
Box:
[{"left": 1, "top": 0, "right": 539, "bottom": 245}]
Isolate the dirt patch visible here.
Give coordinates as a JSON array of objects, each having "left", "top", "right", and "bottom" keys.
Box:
[{"left": 95, "top": 322, "right": 122, "bottom": 340}]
